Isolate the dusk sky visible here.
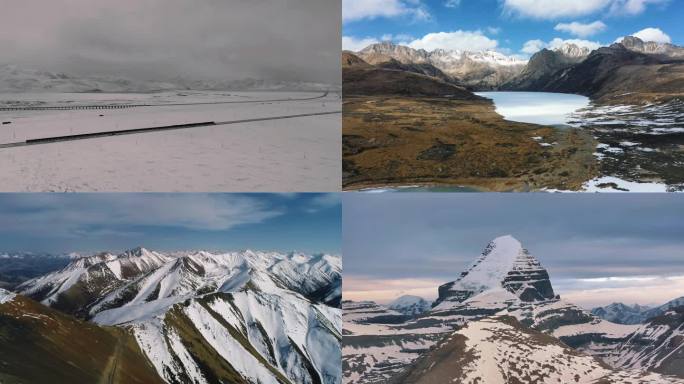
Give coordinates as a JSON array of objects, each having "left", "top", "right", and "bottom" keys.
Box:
[
  {"left": 0, "top": 0, "right": 340, "bottom": 83},
  {"left": 0, "top": 193, "right": 341, "bottom": 255},
  {"left": 343, "top": 0, "right": 682, "bottom": 55},
  {"left": 343, "top": 193, "right": 684, "bottom": 309}
]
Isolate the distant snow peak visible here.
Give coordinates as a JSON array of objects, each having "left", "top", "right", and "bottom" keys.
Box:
[
  {"left": 554, "top": 42, "right": 591, "bottom": 58},
  {"left": 388, "top": 295, "right": 431, "bottom": 316}
]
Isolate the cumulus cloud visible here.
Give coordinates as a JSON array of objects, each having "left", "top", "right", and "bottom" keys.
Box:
[
  {"left": 520, "top": 37, "right": 603, "bottom": 55},
  {"left": 503, "top": 0, "right": 667, "bottom": 19},
  {"left": 555, "top": 21, "right": 607, "bottom": 37},
  {"left": 343, "top": 0, "right": 430, "bottom": 22},
  {"left": 521, "top": 39, "right": 546, "bottom": 54},
  {"left": 547, "top": 37, "right": 603, "bottom": 50},
  {"left": 608, "top": 0, "right": 669, "bottom": 15},
  {"left": 631, "top": 27, "right": 672, "bottom": 43},
  {"left": 487, "top": 27, "right": 502, "bottom": 35},
  {"left": 444, "top": 0, "right": 461, "bottom": 7},
  {"left": 408, "top": 30, "right": 499, "bottom": 52},
  {"left": 342, "top": 36, "right": 380, "bottom": 51}
]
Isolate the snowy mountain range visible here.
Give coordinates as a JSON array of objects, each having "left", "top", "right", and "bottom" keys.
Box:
[
  {"left": 4, "top": 247, "right": 342, "bottom": 384},
  {"left": 593, "top": 297, "right": 684, "bottom": 324},
  {"left": 0, "top": 64, "right": 336, "bottom": 93},
  {"left": 343, "top": 235, "right": 684, "bottom": 383},
  {"left": 354, "top": 42, "right": 527, "bottom": 89}
]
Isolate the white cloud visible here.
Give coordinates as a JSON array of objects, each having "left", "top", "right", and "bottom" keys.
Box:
[
  {"left": 503, "top": 0, "right": 612, "bottom": 19},
  {"left": 521, "top": 39, "right": 546, "bottom": 54},
  {"left": 547, "top": 37, "right": 602, "bottom": 51},
  {"left": 408, "top": 30, "right": 499, "bottom": 51},
  {"left": 520, "top": 37, "right": 603, "bottom": 55},
  {"left": 555, "top": 20, "right": 607, "bottom": 38},
  {"left": 342, "top": 36, "right": 380, "bottom": 51},
  {"left": 608, "top": 0, "right": 669, "bottom": 15},
  {"left": 343, "top": 0, "right": 430, "bottom": 22},
  {"left": 502, "top": 0, "right": 667, "bottom": 19},
  {"left": 0, "top": 194, "right": 282, "bottom": 237},
  {"left": 444, "top": 0, "right": 461, "bottom": 7},
  {"left": 631, "top": 27, "right": 671, "bottom": 43},
  {"left": 487, "top": 26, "right": 502, "bottom": 35},
  {"left": 380, "top": 33, "right": 416, "bottom": 43}
]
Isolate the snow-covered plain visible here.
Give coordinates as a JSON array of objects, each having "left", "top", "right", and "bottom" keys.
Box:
[{"left": 0, "top": 91, "right": 341, "bottom": 191}]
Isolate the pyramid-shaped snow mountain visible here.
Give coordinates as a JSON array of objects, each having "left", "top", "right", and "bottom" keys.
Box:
[{"left": 436, "top": 235, "right": 556, "bottom": 306}]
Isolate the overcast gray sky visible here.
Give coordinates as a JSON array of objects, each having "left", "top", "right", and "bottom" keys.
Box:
[
  {"left": 0, "top": 0, "right": 340, "bottom": 83},
  {"left": 343, "top": 193, "right": 684, "bottom": 309}
]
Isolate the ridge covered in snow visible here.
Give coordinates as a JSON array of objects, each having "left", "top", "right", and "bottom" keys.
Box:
[{"left": 18, "top": 247, "right": 342, "bottom": 384}]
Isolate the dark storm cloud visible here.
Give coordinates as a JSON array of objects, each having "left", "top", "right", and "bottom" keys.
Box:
[
  {"left": 343, "top": 194, "right": 684, "bottom": 282},
  {"left": 0, "top": 0, "right": 340, "bottom": 83}
]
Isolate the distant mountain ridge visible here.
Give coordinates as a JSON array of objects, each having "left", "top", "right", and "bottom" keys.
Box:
[
  {"left": 354, "top": 42, "right": 527, "bottom": 89},
  {"left": 0, "top": 64, "right": 336, "bottom": 93},
  {"left": 504, "top": 36, "right": 684, "bottom": 102},
  {"left": 593, "top": 297, "right": 684, "bottom": 324}
]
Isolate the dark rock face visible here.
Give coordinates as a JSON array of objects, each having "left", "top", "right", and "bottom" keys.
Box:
[
  {"left": 503, "top": 248, "right": 556, "bottom": 301},
  {"left": 502, "top": 48, "right": 586, "bottom": 91}
]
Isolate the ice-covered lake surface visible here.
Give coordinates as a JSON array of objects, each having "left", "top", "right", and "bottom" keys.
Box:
[
  {"left": 0, "top": 91, "right": 341, "bottom": 192},
  {"left": 476, "top": 91, "right": 590, "bottom": 126}
]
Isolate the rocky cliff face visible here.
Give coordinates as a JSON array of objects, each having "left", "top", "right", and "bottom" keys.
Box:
[
  {"left": 504, "top": 37, "right": 684, "bottom": 102},
  {"left": 502, "top": 43, "right": 590, "bottom": 90},
  {"left": 619, "top": 36, "right": 684, "bottom": 58}
]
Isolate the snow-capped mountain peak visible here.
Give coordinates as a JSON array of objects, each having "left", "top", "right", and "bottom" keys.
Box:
[
  {"left": 388, "top": 295, "right": 431, "bottom": 316},
  {"left": 554, "top": 43, "right": 591, "bottom": 59},
  {"left": 435, "top": 235, "right": 556, "bottom": 307}
]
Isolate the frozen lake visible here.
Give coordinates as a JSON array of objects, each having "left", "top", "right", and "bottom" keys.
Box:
[
  {"left": 0, "top": 91, "right": 341, "bottom": 192},
  {"left": 476, "top": 91, "right": 590, "bottom": 126}
]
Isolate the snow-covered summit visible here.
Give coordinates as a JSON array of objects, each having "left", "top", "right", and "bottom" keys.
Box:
[
  {"left": 435, "top": 235, "right": 556, "bottom": 307},
  {"left": 388, "top": 295, "right": 431, "bottom": 316},
  {"left": 554, "top": 43, "right": 592, "bottom": 59}
]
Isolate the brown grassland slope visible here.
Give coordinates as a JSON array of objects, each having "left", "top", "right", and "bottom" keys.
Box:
[{"left": 342, "top": 53, "right": 597, "bottom": 191}]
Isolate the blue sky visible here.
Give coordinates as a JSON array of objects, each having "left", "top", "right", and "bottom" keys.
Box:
[
  {"left": 343, "top": 193, "right": 684, "bottom": 308},
  {"left": 0, "top": 193, "right": 341, "bottom": 255},
  {"left": 343, "top": 0, "right": 682, "bottom": 56}
]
